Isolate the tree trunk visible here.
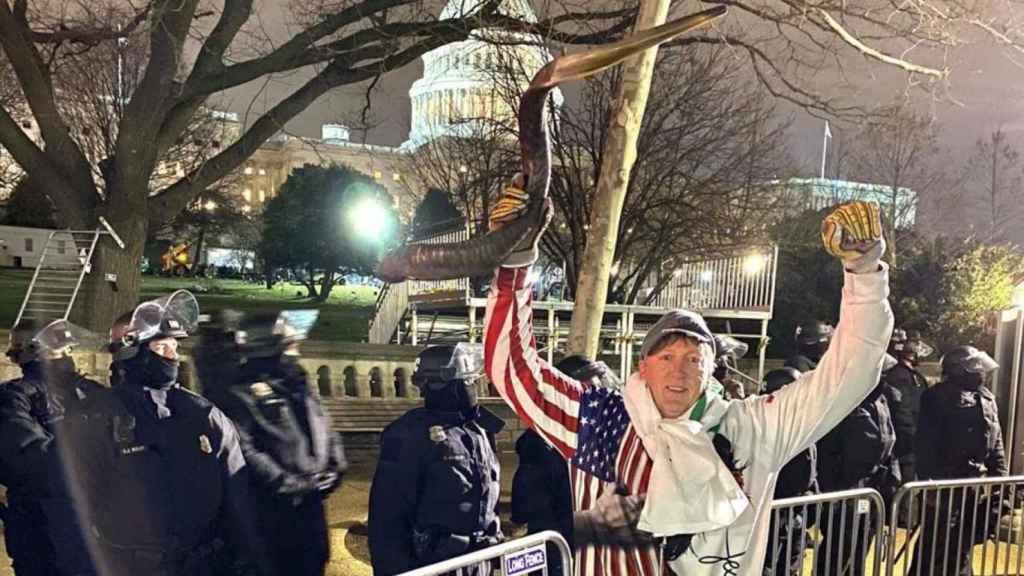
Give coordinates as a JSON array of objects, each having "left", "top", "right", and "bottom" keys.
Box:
[
  {"left": 317, "top": 270, "right": 335, "bottom": 302},
  {"left": 71, "top": 209, "right": 147, "bottom": 332},
  {"left": 303, "top": 268, "right": 319, "bottom": 299},
  {"left": 566, "top": 0, "right": 669, "bottom": 358}
]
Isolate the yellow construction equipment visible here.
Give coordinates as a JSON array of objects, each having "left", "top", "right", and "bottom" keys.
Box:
[{"left": 161, "top": 243, "right": 192, "bottom": 276}]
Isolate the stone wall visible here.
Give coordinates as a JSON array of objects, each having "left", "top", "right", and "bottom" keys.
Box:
[{"left": 0, "top": 331, "right": 943, "bottom": 463}]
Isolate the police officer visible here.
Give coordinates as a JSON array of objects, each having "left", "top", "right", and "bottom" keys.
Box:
[
  {"left": 368, "top": 343, "right": 503, "bottom": 575},
  {"left": 64, "top": 291, "right": 265, "bottom": 576},
  {"left": 761, "top": 367, "right": 818, "bottom": 576},
  {"left": 0, "top": 319, "right": 102, "bottom": 576},
  {"left": 785, "top": 320, "right": 833, "bottom": 372},
  {"left": 815, "top": 376, "right": 899, "bottom": 576},
  {"left": 882, "top": 329, "right": 932, "bottom": 483},
  {"left": 713, "top": 334, "right": 752, "bottom": 399},
  {"left": 910, "top": 345, "right": 1007, "bottom": 576},
  {"left": 198, "top": 309, "right": 346, "bottom": 576}
]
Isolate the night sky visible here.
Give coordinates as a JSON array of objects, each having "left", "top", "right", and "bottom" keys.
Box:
[{"left": 218, "top": 0, "right": 1024, "bottom": 239}]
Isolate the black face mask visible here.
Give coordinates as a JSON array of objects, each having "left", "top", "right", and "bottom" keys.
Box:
[
  {"left": 423, "top": 379, "right": 479, "bottom": 419},
  {"left": 139, "top": 348, "right": 179, "bottom": 387}
]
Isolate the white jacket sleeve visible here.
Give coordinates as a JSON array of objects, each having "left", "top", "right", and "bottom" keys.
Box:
[{"left": 723, "top": 264, "right": 893, "bottom": 470}]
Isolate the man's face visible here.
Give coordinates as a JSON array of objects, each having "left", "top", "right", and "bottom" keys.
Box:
[
  {"left": 147, "top": 337, "right": 180, "bottom": 360},
  {"left": 639, "top": 337, "right": 708, "bottom": 419}
]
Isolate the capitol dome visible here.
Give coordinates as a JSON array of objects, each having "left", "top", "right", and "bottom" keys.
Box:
[{"left": 405, "top": 0, "right": 563, "bottom": 147}]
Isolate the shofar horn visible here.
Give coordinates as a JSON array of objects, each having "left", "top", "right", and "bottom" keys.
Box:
[{"left": 375, "top": 6, "right": 727, "bottom": 282}]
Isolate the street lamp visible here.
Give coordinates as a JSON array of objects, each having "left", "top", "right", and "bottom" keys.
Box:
[
  {"left": 348, "top": 198, "right": 391, "bottom": 242},
  {"left": 743, "top": 253, "right": 767, "bottom": 275}
]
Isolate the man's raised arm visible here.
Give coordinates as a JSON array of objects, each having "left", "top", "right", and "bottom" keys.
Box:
[
  {"left": 727, "top": 202, "right": 894, "bottom": 466},
  {"left": 482, "top": 181, "right": 588, "bottom": 459},
  {"left": 484, "top": 266, "right": 585, "bottom": 458}
]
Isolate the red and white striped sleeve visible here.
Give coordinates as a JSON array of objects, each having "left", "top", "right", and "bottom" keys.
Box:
[{"left": 484, "top": 266, "right": 586, "bottom": 459}]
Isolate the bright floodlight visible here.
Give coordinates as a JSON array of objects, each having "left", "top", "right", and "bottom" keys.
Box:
[
  {"left": 349, "top": 198, "right": 389, "bottom": 241},
  {"left": 743, "top": 253, "right": 766, "bottom": 275}
]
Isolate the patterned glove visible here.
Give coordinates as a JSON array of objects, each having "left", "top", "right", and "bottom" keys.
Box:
[
  {"left": 821, "top": 201, "right": 886, "bottom": 274},
  {"left": 489, "top": 173, "right": 552, "bottom": 268},
  {"left": 489, "top": 181, "right": 530, "bottom": 231}
]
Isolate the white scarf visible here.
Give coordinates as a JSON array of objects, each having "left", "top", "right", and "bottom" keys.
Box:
[{"left": 622, "top": 374, "right": 749, "bottom": 536}]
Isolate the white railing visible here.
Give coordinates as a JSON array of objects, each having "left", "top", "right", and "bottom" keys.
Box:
[
  {"left": 646, "top": 245, "right": 778, "bottom": 315},
  {"left": 368, "top": 281, "right": 410, "bottom": 344},
  {"left": 368, "top": 225, "right": 472, "bottom": 344}
]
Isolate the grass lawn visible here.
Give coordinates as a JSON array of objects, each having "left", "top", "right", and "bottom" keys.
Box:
[{"left": 0, "top": 268, "right": 380, "bottom": 342}]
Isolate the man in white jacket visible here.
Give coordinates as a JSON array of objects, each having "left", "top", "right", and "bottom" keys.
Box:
[{"left": 484, "top": 195, "right": 893, "bottom": 576}]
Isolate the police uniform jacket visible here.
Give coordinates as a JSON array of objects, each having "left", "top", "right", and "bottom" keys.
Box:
[
  {"left": 883, "top": 363, "right": 928, "bottom": 464},
  {"left": 368, "top": 406, "right": 504, "bottom": 576},
  {"left": 816, "top": 385, "right": 900, "bottom": 499},
  {"left": 0, "top": 371, "right": 104, "bottom": 576},
  {"left": 63, "top": 382, "right": 260, "bottom": 575},
  {"left": 916, "top": 379, "right": 1007, "bottom": 480}
]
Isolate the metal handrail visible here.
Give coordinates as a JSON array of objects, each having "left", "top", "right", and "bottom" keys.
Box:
[
  {"left": 886, "top": 475, "right": 1024, "bottom": 576},
  {"left": 397, "top": 530, "right": 572, "bottom": 576},
  {"left": 13, "top": 230, "right": 58, "bottom": 328},
  {"left": 64, "top": 230, "right": 101, "bottom": 320}
]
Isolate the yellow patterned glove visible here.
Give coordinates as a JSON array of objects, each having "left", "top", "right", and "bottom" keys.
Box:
[
  {"left": 489, "top": 184, "right": 530, "bottom": 232},
  {"left": 821, "top": 201, "right": 886, "bottom": 273}
]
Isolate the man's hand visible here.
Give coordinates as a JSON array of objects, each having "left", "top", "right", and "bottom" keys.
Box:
[
  {"left": 488, "top": 173, "right": 553, "bottom": 268},
  {"left": 573, "top": 485, "right": 653, "bottom": 547},
  {"left": 489, "top": 174, "right": 530, "bottom": 231},
  {"left": 821, "top": 201, "right": 886, "bottom": 274}
]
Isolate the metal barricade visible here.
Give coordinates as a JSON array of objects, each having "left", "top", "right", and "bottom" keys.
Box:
[
  {"left": 398, "top": 530, "right": 572, "bottom": 576},
  {"left": 767, "top": 488, "right": 886, "bottom": 576},
  {"left": 886, "top": 476, "right": 1024, "bottom": 576}
]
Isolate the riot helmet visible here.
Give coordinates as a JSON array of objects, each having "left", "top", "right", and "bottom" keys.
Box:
[
  {"left": 941, "top": 345, "right": 998, "bottom": 389},
  {"left": 890, "top": 329, "right": 933, "bottom": 366},
  {"left": 108, "top": 290, "right": 199, "bottom": 389},
  {"left": 795, "top": 320, "right": 833, "bottom": 362},
  {"left": 236, "top": 309, "right": 318, "bottom": 359},
  {"left": 413, "top": 343, "right": 484, "bottom": 416},
  {"left": 7, "top": 318, "right": 101, "bottom": 380}
]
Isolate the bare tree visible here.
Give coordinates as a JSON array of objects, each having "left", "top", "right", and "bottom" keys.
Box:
[
  {"left": 847, "top": 104, "right": 943, "bottom": 267},
  {"left": 965, "top": 128, "right": 1024, "bottom": 242},
  {"left": 2, "top": 0, "right": 1022, "bottom": 331},
  {"left": 0, "top": 0, "right": 635, "bottom": 329}
]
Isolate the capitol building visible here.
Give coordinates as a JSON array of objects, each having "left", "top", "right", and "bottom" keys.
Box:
[{"left": 234, "top": 0, "right": 560, "bottom": 219}]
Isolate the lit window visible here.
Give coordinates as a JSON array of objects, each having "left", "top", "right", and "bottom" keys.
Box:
[
  {"left": 258, "top": 189, "right": 265, "bottom": 202},
  {"left": 373, "top": 170, "right": 383, "bottom": 180},
  {"left": 258, "top": 168, "right": 266, "bottom": 176},
  {"left": 244, "top": 167, "right": 253, "bottom": 175},
  {"left": 392, "top": 173, "right": 402, "bottom": 182},
  {"left": 243, "top": 188, "right": 252, "bottom": 202}
]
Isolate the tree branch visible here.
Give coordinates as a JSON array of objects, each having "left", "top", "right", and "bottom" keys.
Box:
[
  {"left": 0, "top": 3, "right": 96, "bottom": 196},
  {"left": 149, "top": 33, "right": 460, "bottom": 225},
  {"left": 26, "top": 6, "right": 151, "bottom": 45},
  {"left": 817, "top": 9, "right": 947, "bottom": 78},
  {"left": 0, "top": 105, "right": 91, "bottom": 226}
]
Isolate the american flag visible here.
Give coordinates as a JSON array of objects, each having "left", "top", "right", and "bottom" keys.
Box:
[{"left": 485, "top": 267, "right": 663, "bottom": 576}]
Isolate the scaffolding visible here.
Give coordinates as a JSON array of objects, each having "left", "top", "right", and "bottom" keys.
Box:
[{"left": 369, "top": 227, "right": 779, "bottom": 382}]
